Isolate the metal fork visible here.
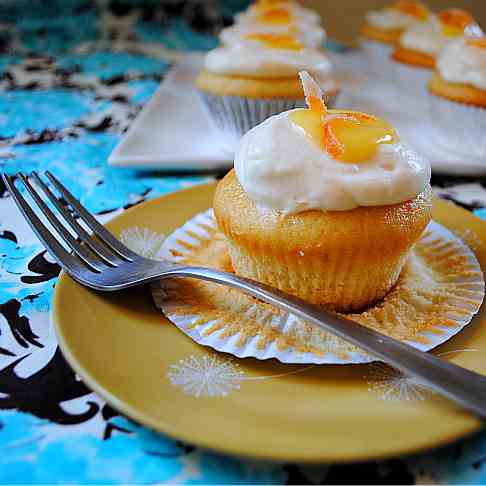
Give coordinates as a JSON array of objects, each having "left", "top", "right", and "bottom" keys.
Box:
[{"left": 4, "top": 171, "right": 486, "bottom": 419}]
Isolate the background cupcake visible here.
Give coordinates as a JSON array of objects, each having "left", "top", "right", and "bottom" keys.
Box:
[
  {"left": 392, "top": 8, "right": 481, "bottom": 99},
  {"left": 360, "top": 0, "right": 430, "bottom": 77},
  {"left": 428, "top": 35, "right": 486, "bottom": 159},
  {"left": 196, "top": 33, "right": 338, "bottom": 147}
]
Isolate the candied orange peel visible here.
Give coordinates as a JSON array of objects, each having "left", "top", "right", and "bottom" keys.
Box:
[
  {"left": 293, "top": 71, "right": 398, "bottom": 163},
  {"left": 245, "top": 32, "right": 303, "bottom": 50},
  {"left": 390, "top": 0, "right": 430, "bottom": 21},
  {"left": 257, "top": 6, "right": 292, "bottom": 24},
  {"left": 439, "top": 8, "right": 475, "bottom": 37}
]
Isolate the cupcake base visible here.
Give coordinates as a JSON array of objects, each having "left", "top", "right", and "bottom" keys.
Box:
[{"left": 152, "top": 209, "right": 484, "bottom": 365}]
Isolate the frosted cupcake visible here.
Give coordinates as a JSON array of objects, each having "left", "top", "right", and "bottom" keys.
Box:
[
  {"left": 214, "top": 72, "right": 432, "bottom": 312},
  {"left": 196, "top": 35, "right": 339, "bottom": 146},
  {"left": 360, "top": 1, "right": 431, "bottom": 76},
  {"left": 428, "top": 35, "right": 486, "bottom": 159},
  {"left": 392, "top": 9, "right": 481, "bottom": 98}
]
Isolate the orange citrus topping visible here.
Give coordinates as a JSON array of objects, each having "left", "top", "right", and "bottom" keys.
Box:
[
  {"left": 390, "top": 0, "right": 430, "bottom": 21},
  {"left": 439, "top": 8, "right": 475, "bottom": 37},
  {"left": 466, "top": 36, "right": 486, "bottom": 49},
  {"left": 245, "top": 32, "right": 303, "bottom": 50},
  {"left": 292, "top": 71, "right": 397, "bottom": 163},
  {"left": 257, "top": 7, "right": 292, "bottom": 24}
]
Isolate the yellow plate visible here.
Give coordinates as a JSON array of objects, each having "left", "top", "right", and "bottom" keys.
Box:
[{"left": 53, "top": 182, "right": 486, "bottom": 463}]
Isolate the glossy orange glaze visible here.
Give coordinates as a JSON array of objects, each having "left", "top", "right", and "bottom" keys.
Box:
[
  {"left": 390, "top": 0, "right": 430, "bottom": 21},
  {"left": 245, "top": 32, "right": 303, "bottom": 50},
  {"left": 257, "top": 7, "right": 292, "bottom": 24},
  {"left": 438, "top": 8, "right": 475, "bottom": 37}
]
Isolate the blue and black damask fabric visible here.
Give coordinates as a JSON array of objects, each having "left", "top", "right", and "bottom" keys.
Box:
[{"left": 2, "top": 1, "right": 486, "bottom": 483}]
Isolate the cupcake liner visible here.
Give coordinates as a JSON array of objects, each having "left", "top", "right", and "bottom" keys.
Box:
[
  {"left": 152, "top": 209, "right": 485, "bottom": 365},
  {"left": 360, "top": 39, "right": 394, "bottom": 80},
  {"left": 428, "top": 94, "right": 486, "bottom": 159},
  {"left": 199, "top": 90, "right": 339, "bottom": 147},
  {"left": 392, "top": 61, "right": 431, "bottom": 103}
]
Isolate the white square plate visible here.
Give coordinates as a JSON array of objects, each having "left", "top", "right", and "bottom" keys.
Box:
[{"left": 109, "top": 53, "right": 232, "bottom": 171}]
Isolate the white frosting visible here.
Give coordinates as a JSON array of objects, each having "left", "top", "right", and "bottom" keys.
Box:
[
  {"left": 235, "top": 2, "right": 320, "bottom": 26},
  {"left": 219, "top": 23, "right": 326, "bottom": 48},
  {"left": 234, "top": 110, "right": 431, "bottom": 213},
  {"left": 204, "top": 43, "right": 333, "bottom": 79},
  {"left": 365, "top": 8, "right": 424, "bottom": 30},
  {"left": 437, "top": 37, "right": 486, "bottom": 90},
  {"left": 399, "top": 16, "right": 447, "bottom": 56}
]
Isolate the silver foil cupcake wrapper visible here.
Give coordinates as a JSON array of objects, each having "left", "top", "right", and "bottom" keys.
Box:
[
  {"left": 392, "top": 61, "right": 431, "bottom": 102},
  {"left": 428, "top": 94, "right": 486, "bottom": 159},
  {"left": 360, "top": 39, "right": 393, "bottom": 79}
]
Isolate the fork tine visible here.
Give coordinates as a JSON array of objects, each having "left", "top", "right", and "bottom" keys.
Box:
[
  {"left": 46, "top": 171, "right": 135, "bottom": 262},
  {"left": 17, "top": 173, "right": 105, "bottom": 273},
  {"left": 2, "top": 173, "right": 85, "bottom": 274},
  {"left": 31, "top": 172, "right": 121, "bottom": 268}
]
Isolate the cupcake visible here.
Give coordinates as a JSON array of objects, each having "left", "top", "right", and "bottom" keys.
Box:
[
  {"left": 196, "top": 34, "right": 339, "bottom": 146},
  {"left": 360, "top": 1, "right": 431, "bottom": 76},
  {"left": 214, "top": 72, "right": 432, "bottom": 312},
  {"left": 392, "top": 9, "right": 481, "bottom": 98},
  {"left": 428, "top": 35, "right": 486, "bottom": 159}
]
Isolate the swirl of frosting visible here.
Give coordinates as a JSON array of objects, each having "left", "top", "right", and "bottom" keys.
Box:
[
  {"left": 437, "top": 37, "right": 486, "bottom": 90},
  {"left": 220, "top": 23, "right": 326, "bottom": 48},
  {"left": 235, "top": 72, "right": 429, "bottom": 213},
  {"left": 235, "top": 2, "right": 320, "bottom": 26},
  {"left": 366, "top": 1, "right": 429, "bottom": 30},
  {"left": 399, "top": 16, "right": 445, "bottom": 56},
  {"left": 399, "top": 9, "right": 481, "bottom": 56},
  {"left": 204, "top": 42, "right": 333, "bottom": 79}
]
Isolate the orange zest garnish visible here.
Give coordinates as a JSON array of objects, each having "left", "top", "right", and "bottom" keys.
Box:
[
  {"left": 438, "top": 8, "right": 475, "bottom": 37},
  {"left": 323, "top": 120, "right": 344, "bottom": 158},
  {"left": 257, "top": 7, "right": 292, "bottom": 24},
  {"left": 299, "top": 71, "right": 327, "bottom": 114},
  {"left": 245, "top": 32, "right": 303, "bottom": 50},
  {"left": 466, "top": 36, "right": 486, "bottom": 49},
  {"left": 391, "top": 0, "right": 430, "bottom": 21}
]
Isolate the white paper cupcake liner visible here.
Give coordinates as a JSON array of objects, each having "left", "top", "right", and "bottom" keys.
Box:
[
  {"left": 392, "top": 60, "right": 432, "bottom": 103},
  {"left": 428, "top": 93, "right": 486, "bottom": 159},
  {"left": 360, "top": 39, "right": 393, "bottom": 79},
  {"left": 152, "top": 210, "right": 484, "bottom": 365}
]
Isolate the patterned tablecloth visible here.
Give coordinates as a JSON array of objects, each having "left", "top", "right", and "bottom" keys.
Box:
[{"left": 2, "top": 1, "right": 486, "bottom": 484}]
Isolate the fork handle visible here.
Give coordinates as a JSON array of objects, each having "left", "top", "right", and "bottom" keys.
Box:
[{"left": 163, "top": 265, "right": 486, "bottom": 419}]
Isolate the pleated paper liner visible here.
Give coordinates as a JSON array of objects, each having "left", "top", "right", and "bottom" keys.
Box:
[{"left": 152, "top": 209, "right": 485, "bottom": 365}]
